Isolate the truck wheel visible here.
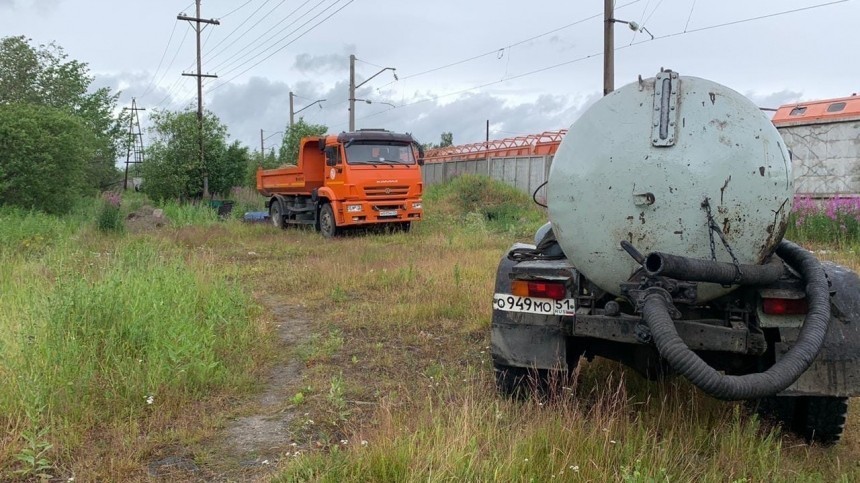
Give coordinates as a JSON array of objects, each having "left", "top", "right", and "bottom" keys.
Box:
[
  {"left": 493, "top": 362, "right": 570, "bottom": 400},
  {"left": 319, "top": 203, "right": 338, "bottom": 238},
  {"left": 270, "top": 200, "right": 285, "bottom": 229},
  {"left": 400, "top": 221, "right": 412, "bottom": 232},
  {"left": 754, "top": 396, "right": 848, "bottom": 444}
]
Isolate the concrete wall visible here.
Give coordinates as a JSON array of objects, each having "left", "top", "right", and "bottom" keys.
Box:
[
  {"left": 778, "top": 120, "right": 860, "bottom": 196},
  {"left": 422, "top": 155, "right": 553, "bottom": 201}
]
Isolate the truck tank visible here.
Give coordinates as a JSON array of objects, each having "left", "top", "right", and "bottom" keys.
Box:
[{"left": 547, "top": 71, "right": 793, "bottom": 302}]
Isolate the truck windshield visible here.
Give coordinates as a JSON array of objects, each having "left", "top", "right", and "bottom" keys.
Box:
[{"left": 344, "top": 142, "right": 415, "bottom": 165}]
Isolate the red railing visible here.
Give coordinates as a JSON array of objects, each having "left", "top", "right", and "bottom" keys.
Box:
[{"left": 424, "top": 129, "right": 567, "bottom": 163}]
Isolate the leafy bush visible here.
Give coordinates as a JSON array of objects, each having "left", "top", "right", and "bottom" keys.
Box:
[
  {"left": 424, "top": 174, "right": 545, "bottom": 237},
  {"left": 0, "top": 104, "right": 96, "bottom": 213}
]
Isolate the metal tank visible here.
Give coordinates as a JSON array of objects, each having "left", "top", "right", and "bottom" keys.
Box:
[{"left": 547, "top": 71, "right": 792, "bottom": 302}]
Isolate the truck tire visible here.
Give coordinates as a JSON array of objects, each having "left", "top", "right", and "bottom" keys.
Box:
[
  {"left": 754, "top": 396, "right": 848, "bottom": 444},
  {"left": 319, "top": 203, "right": 338, "bottom": 238},
  {"left": 493, "top": 362, "right": 574, "bottom": 401},
  {"left": 270, "top": 199, "right": 285, "bottom": 229},
  {"left": 400, "top": 221, "right": 412, "bottom": 233}
]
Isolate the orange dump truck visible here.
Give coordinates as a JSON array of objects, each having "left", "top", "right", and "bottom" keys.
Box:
[{"left": 256, "top": 129, "right": 424, "bottom": 237}]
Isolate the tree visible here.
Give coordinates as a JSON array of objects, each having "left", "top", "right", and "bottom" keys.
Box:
[
  {"left": 440, "top": 131, "right": 453, "bottom": 148},
  {"left": 141, "top": 109, "right": 243, "bottom": 201},
  {"left": 277, "top": 118, "right": 327, "bottom": 166},
  {"left": 422, "top": 131, "right": 455, "bottom": 151},
  {"left": 0, "top": 36, "right": 125, "bottom": 191},
  {"left": 0, "top": 104, "right": 95, "bottom": 213}
]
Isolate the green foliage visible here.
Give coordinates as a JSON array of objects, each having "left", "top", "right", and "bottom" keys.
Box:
[
  {"left": 141, "top": 109, "right": 244, "bottom": 201},
  {"left": 0, "top": 35, "right": 124, "bottom": 193},
  {"left": 0, "top": 103, "right": 96, "bottom": 213},
  {"left": 245, "top": 149, "right": 278, "bottom": 189},
  {"left": 277, "top": 118, "right": 327, "bottom": 165},
  {"left": 13, "top": 417, "right": 54, "bottom": 480},
  {"left": 440, "top": 131, "right": 453, "bottom": 147},
  {"left": 424, "top": 174, "right": 545, "bottom": 237}
]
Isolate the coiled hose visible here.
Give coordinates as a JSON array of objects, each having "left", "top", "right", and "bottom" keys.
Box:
[{"left": 641, "top": 240, "right": 830, "bottom": 400}]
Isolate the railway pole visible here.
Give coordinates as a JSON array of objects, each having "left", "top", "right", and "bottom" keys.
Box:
[{"left": 603, "top": 0, "right": 614, "bottom": 96}]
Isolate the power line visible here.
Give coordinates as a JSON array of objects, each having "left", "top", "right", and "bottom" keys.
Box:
[
  {"left": 344, "top": 0, "right": 848, "bottom": 126},
  {"left": 375, "top": 0, "right": 643, "bottom": 90},
  {"left": 208, "top": 0, "right": 355, "bottom": 90},
  {"left": 140, "top": 19, "right": 180, "bottom": 99},
  {"left": 208, "top": 0, "right": 324, "bottom": 74},
  {"left": 684, "top": 0, "right": 698, "bottom": 32},
  {"left": 204, "top": 0, "right": 279, "bottom": 59},
  {"left": 150, "top": 25, "right": 193, "bottom": 105},
  {"left": 215, "top": 0, "right": 256, "bottom": 19}
]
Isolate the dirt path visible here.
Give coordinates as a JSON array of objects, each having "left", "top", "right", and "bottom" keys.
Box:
[{"left": 147, "top": 295, "right": 313, "bottom": 481}]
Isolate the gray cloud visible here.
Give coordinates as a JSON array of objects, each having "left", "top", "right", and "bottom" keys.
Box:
[{"left": 292, "top": 46, "right": 354, "bottom": 74}]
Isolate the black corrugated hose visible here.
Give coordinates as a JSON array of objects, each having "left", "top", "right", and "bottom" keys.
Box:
[{"left": 642, "top": 240, "right": 830, "bottom": 400}]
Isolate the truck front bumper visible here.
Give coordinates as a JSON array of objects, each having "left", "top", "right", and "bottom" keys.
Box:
[{"left": 337, "top": 198, "right": 422, "bottom": 225}]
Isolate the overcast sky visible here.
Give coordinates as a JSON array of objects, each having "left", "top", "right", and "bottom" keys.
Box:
[{"left": 1, "top": 0, "right": 857, "bottom": 152}]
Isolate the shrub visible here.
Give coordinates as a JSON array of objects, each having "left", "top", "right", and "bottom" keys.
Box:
[{"left": 96, "top": 191, "right": 123, "bottom": 233}]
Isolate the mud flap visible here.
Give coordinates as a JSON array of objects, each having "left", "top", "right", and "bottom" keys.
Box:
[{"left": 777, "top": 262, "right": 860, "bottom": 397}]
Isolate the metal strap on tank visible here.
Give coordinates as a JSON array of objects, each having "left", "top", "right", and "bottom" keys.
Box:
[{"left": 651, "top": 71, "right": 679, "bottom": 147}]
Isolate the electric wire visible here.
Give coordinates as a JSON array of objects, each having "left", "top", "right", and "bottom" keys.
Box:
[
  {"left": 684, "top": 0, "right": 699, "bottom": 32},
  {"left": 208, "top": 0, "right": 325, "bottom": 74},
  {"left": 140, "top": 19, "right": 180, "bottom": 99},
  {"left": 215, "top": 0, "right": 256, "bottom": 19},
  {"left": 151, "top": 25, "right": 193, "bottom": 107},
  {"left": 208, "top": 0, "right": 356, "bottom": 90},
  {"left": 344, "top": 0, "right": 847, "bottom": 127},
  {"left": 203, "top": 0, "right": 276, "bottom": 59},
  {"left": 375, "top": 0, "right": 643, "bottom": 90}
]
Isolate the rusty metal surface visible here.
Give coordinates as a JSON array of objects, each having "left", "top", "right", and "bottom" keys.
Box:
[{"left": 547, "top": 72, "right": 793, "bottom": 303}]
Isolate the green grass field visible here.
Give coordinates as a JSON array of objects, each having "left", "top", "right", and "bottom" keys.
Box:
[{"left": 1, "top": 178, "right": 858, "bottom": 481}]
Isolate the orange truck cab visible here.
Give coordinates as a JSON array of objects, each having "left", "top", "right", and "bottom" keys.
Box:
[{"left": 256, "top": 129, "right": 424, "bottom": 237}]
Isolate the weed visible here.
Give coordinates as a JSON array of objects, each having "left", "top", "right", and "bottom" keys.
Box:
[
  {"left": 96, "top": 191, "right": 124, "bottom": 233},
  {"left": 13, "top": 410, "right": 53, "bottom": 480}
]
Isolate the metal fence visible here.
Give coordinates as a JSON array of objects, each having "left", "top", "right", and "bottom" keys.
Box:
[{"left": 422, "top": 155, "right": 553, "bottom": 199}]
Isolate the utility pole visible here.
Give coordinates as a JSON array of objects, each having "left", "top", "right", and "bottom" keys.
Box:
[
  {"left": 179, "top": 0, "right": 219, "bottom": 198},
  {"left": 122, "top": 98, "right": 146, "bottom": 191},
  {"left": 260, "top": 128, "right": 265, "bottom": 155},
  {"left": 348, "top": 55, "right": 356, "bottom": 131},
  {"left": 289, "top": 92, "right": 295, "bottom": 127},
  {"left": 348, "top": 54, "right": 397, "bottom": 131},
  {"left": 603, "top": 0, "right": 614, "bottom": 96},
  {"left": 291, "top": 92, "right": 325, "bottom": 128}
]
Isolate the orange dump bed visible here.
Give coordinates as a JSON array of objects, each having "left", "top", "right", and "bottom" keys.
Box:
[{"left": 256, "top": 137, "right": 326, "bottom": 197}]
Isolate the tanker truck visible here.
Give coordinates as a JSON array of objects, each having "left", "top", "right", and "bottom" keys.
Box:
[
  {"left": 492, "top": 70, "right": 860, "bottom": 443},
  {"left": 257, "top": 129, "right": 424, "bottom": 237}
]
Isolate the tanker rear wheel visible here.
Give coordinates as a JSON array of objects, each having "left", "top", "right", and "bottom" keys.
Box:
[
  {"left": 493, "top": 360, "right": 578, "bottom": 401},
  {"left": 755, "top": 396, "right": 848, "bottom": 444}
]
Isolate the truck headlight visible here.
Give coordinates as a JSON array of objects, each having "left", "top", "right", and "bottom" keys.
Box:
[
  {"left": 347, "top": 204, "right": 362, "bottom": 212},
  {"left": 412, "top": 202, "right": 422, "bottom": 210}
]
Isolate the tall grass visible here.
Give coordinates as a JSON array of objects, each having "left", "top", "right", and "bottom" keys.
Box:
[{"left": 0, "top": 204, "right": 269, "bottom": 477}]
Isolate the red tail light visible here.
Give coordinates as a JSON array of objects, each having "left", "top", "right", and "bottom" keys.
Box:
[
  {"left": 511, "top": 280, "right": 566, "bottom": 300},
  {"left": 762, "top": 297, "right": 808, "bottom": 315}
]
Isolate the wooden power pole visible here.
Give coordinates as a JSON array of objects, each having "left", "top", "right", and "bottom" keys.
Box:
[
  {"left": 179, "top": 0, "right": 219, "bottom": 198},
  {"left": 603, "top": 0, "right": 614, "bottom": 96}
]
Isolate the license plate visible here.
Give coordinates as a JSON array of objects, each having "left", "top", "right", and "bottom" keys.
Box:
[
  {"left": 379, "top": 210, "right": 398, "bottom": 217},
  {"left": 493, "top": 293, "right": 576, "bottom": 316}
]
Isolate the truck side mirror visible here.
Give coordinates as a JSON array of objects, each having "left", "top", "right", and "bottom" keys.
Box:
[
  {"left": 415, "top": 143, "right": 425, "bottom": 166},
  {"left": 318, "top": 138, "right": 326, "bottom": 152}
]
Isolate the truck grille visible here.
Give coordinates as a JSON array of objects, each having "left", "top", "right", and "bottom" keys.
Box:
[{"left": 364, "top": 186, "right": 409, "bottom": 197}]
